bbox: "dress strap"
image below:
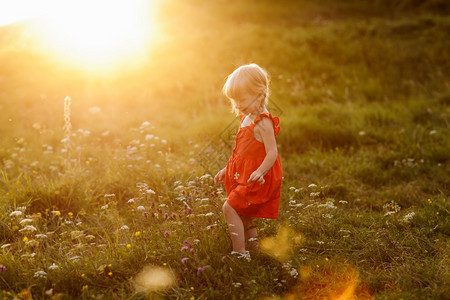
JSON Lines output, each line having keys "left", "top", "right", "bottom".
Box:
{"left": 250, "top": 113, "right": 280, "bottom": 136}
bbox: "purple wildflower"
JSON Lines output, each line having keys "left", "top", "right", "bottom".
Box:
{"left": 181, "top": 257, "right": 189, "bottom": 265}
{"left": 181, "top": 246, "right": 189, "bottom": 251}
{"left": 164, "top": 213, "right": 169, "bottom": 219}
{"left": 0, "top": 265, "right": 6, "bottom": 272}
{"left": 142, "top": 212, "right": 149, "bottom": 218}
{"left": 164, "top": 230, "right": 171, "bottom": 237}
{"left": 196, "top": 265, "right": 210, "bottom": 275}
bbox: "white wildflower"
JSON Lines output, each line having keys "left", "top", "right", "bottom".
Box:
{"left": 310, "top": 192, "right": 320, "bottom": 197}
{"left": 137, "top": 206, "right": 145, "bottom": 211}
{"left": 34, "top": 270, "right": 47, "bottom": 278}
{"left": 401, "top": 212, "right": 415, "bottom": 223}
{"left": 36, "top": 234, "right": 48, "bottom": 239}
{"left": 232, "top": 282, "right": 242, "bottom": 288}
{"left": 204, "top": 212, "right": 214, "bottom": 217}
{"left": 9, "top": 211, "right": 22, "bottom": 217}
{"left": 384, "top": 211, "right": 396, "bottom": 216}
{"left": 19, "top": 219, "right": 33, "bottom": 225}
{"left": 308, "top": 184, "right": 317, "bottom": 188}
{"left": 120, "top": 225, "right": 129, "bottom": 230}
{"left": 101, "top": 204, "right": 109, "bottom": 210}
{"left": 289, "top": 268, "right": 299, "bottom": 278}
{"left": 140, "top": 121, "right": 151, "bottom": 128}
{"left": 317, "top": 241, "right": 325, "bottom": 244}
{"left": 48, "top": 263, "right": 59, "bottom": 270}
{"left": 127, "top": 198, "right": 135, "bottom": 204}
{"left": 200, "top": 174, "right": 212, "bottom": 180}
{"left": 318, "top": 200, "right": 337, "bottom": 209}
{"left": 339, "top": 200, "right": 348, "bottom": 204}
{"left": 146, "top": 189, "right": 156, "bottom": 195}
{"left": 19, "top": 225, "right": 37, "bottom": 232}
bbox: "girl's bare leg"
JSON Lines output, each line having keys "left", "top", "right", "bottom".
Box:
{"left": 242, "top": 216, "right": 258, "bottom": 251}
{"left": 222, "top": 202, "right": 246, "bottom": 254}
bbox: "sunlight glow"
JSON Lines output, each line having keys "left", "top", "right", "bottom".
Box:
{"left": 31, "top": 0, "right": 158, "bottom": 70}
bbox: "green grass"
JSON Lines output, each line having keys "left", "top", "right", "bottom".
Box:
{"left": 0, "top": 0, "right": 449, "bottom": 299}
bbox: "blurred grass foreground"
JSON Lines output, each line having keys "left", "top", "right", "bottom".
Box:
{"left": 0, "top": 0, "right": 449, "bottom": 299}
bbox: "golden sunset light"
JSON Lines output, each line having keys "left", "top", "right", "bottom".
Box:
{"left": 1, "top": 0, "right": 159, "bottom": 70}
{"left": 0, "top": 0, "right": 448, "bottom": 298}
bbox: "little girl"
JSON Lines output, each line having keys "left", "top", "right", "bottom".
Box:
{"left": 214, "top": 63, "right": 282, "bottom": 260}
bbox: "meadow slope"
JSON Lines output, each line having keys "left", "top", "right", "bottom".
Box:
{"left": 0, "top": 0, "right": 448, "bottom": 299}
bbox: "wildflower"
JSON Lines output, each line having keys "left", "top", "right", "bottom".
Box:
{"left": 402, "top": 212, "right": 416, "bottom": 223}
{"left": 142, "top": 212, "right": 149, "bottom": 218}
{"left": 196, "top": 265, "right": 210, "bottom": 275}
{"left": 308, "top": 184, "right": 317, "bottom": 188}
{"left": 81, "top": 285, "right": 88, "bottom": 291}
{"left": 127, "top": 198, "right": 135, "bottom": 204}
{"left": 232, "top": 282, "right": 242, "bottom": 288}
{"left": 19, "top": 225, "right": 37, "bottom": 232}
{"left": 23, "top": 237, "right": 29, "bottom": 242}
{"left": 101, "top": 204, "right": 109, "bottom": 210}
{"left": 51, "top": 210, "right": 61, "bottom": 216}
{"left": 34, "top": 270, "right": 47, "bottom": 278}
{"left": 19, "top": 219, "right": 33, "bottom": 225}
{"left": 137, "top": 206, "right": 145, "bottom": 211}
{"left": 141, "top": 121, "right": 151, "bottom": 127}
{"left": 163, "top": 231, "right": 171, "bottom": 237}
{"left": 135, "top": 231, "right": 141, "bottom": 237}
{"left": 289, "top": 268, "right": 298, "bottom": 278}
{"left": 147, "top": 189, "right": 156, "bottom": 195}
{"left": 127, "top": 244, "right": 131, "bottom": 249}
{"left": 49, "top": 263, "right": 59, "bottom": 270}
{"left": 0, "top": 265, "right": 6, "bottom": 272}
{"left": 9, "top": 211, "right": 22, "bottom": 217}
{"left": 120, "top": 225, "right": 129, "bottom": 230}
{"left": 108, "top": 272, "right": 113, "bottom": 276}
{"left": 181, "top": 257, "right": 189, "bottom": 265}
{"left": 68, "top": 212, "right": 73, "bottom": 217}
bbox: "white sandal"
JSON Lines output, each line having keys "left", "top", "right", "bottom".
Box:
{"left": 230, "top": 251, "right": 251, "bottom": 261}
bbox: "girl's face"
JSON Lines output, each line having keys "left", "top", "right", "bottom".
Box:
{"left": 235, "top": 93, "right": 262, "bottom": 115}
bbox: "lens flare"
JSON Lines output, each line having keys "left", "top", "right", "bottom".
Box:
{"left": 133, "top": 265, "right": 175, "bottom": 293}
{"left": 259, "top": 224, "right": 304, "bottom": 262}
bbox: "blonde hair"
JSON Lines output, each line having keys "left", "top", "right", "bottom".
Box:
{"left": 223, "top": 63, "right": 270, "bottom": 115}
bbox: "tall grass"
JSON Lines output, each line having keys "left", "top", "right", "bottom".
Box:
{"left": 0, "top": 0, "right": 448, "bottom": 298}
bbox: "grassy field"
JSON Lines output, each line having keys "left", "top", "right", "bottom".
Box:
{"left": 0, "top": 0, "right": 449, "bottom": 299}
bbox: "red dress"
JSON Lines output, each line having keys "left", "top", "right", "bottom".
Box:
{"left": 224, "top": 113, "right": 282, "bottom": 219}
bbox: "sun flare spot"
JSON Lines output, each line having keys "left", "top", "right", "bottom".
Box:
{"left": 33, "top": 0, "right": 159, "bottom": 70}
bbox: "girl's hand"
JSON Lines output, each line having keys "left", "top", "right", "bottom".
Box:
{"left": 248, "top": 170, "right": 265, "bottom": 185}
{"left": 214, "top": 168, "right": 226, "bottom": 185}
